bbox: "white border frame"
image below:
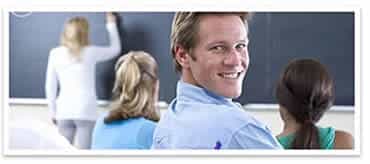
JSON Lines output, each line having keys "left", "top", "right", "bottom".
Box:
{"left": 2, "top": 4, "right": 361, "bottom": 156}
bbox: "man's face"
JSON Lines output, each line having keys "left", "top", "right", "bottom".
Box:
{"left": 184, "top": 15, "right": 249, "bottom": 98}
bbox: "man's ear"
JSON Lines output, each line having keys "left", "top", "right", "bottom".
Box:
{"left": 174, "top": 45, "right": 191, "bottom": 69}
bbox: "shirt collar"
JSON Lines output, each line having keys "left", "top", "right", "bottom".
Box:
{"left": 176, "top": 80, "right": 235, "bottom": 106}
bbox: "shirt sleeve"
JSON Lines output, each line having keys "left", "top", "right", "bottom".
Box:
{"left": 91, "top": 22, "right": 121, "bottom": 62}
{"left": 227, "top": 123, "right": 283, "bottom": 149}
{"left": 45, "top": 51, "right": 58, "bottom": 119}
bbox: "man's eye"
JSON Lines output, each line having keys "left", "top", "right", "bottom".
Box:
{"left": 236, "top": 43, "right": 246, "bottom": 49}
{"left": 211, "top": 46, "right": 224, "bottom": 51}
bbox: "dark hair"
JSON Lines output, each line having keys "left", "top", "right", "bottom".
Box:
{"left": 276, "top": 59, "right": 335, "bottom": 149}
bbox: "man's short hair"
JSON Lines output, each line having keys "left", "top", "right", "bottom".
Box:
{"left": 170, "top": 12, "right": 251, "bottom": 73}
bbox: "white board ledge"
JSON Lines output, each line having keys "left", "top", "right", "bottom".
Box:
{"left": 8, "top": 98, "right": 354, "bottom": 112}
{"left": 243, "top": 104, "right": 354, "bottom": 112}
{"left": 8, "top": 98, "right": 169, "bottom": 109}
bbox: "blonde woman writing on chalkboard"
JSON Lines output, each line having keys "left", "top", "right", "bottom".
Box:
{"left": 45, "top": 12, "right": 121, "bottom": 149}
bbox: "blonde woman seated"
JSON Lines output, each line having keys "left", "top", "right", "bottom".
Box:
{"left": 91, "top": 51, "right": 160, "bottom": 149}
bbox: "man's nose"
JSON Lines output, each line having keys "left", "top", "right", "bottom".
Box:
{"left": 223, "top": 49, "right": 243, "bottom": 66}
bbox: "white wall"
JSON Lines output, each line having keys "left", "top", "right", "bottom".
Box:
{"left": 7, "top": 104, "right": 355, "bottom": 136}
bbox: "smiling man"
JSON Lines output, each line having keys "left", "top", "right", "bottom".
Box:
{"left": 152, "top": 12, "right": 282, "bottom": 149}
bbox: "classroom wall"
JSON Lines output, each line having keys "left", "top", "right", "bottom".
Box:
{"left": 8, "top": 104, "right": 355, "bottom": 136}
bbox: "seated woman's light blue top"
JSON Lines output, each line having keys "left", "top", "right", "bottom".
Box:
{"left": 91, "top": 113, "right": 156, "bottom": 149}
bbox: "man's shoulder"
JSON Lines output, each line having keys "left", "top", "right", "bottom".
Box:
{"left": 210, "top": 104, "right": 270, "bottom": 133}
{"left": 189, "top": 103, "right": 262, "bottom": 127}
{"left": 216, "top": 104, "right": 260, "bottom": 123}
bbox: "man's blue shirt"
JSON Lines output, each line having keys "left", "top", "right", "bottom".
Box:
{"left": 152, "top": 80, "right": 282, "bottom": 149}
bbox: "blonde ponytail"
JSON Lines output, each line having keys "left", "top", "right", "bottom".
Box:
{"left": 105, "top": 51, "right": 160, "bottom": 123}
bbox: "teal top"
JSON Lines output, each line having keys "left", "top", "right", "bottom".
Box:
{"left": 277, "top": 127, "right": 335, "bottom": 149}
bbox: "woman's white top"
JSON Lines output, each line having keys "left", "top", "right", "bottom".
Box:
{"left": 45, "top": 22, "right": 121, "bottom": 121}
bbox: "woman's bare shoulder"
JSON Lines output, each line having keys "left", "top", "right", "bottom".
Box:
{"left": 334, "top": 130, "right": 354, "bottom": 149}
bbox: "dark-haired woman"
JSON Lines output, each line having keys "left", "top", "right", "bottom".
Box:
{"left": 275, "top": 59, "right": 353, "bottom": 149}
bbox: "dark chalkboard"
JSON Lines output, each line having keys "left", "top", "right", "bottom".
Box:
{"left": 9, "top": 12, "right": 354, "bottom": 105}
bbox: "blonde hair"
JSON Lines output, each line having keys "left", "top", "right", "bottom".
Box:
{"left": 171, "top": 12, "right": 251, "bottom": 72}
{"left": 104, "top": 51, "right": 160, "bottom": 123}
{"left": 60, "top": 17, "right": 90, "bottom": 61}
